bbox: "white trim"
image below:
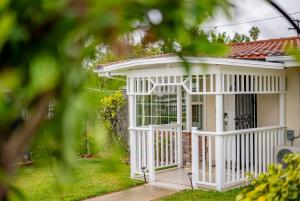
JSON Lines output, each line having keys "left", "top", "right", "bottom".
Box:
{"left": 266, "top": 56, "right": 294, "bottom": 62}
{"left": 95, "top": 56, "right": 284, "bottom": 74}
{"left": 193, "top": 125, "right": 286, "bottom": 136}
{"left": 266, "top": 56, "right": 300, "bottom": 67}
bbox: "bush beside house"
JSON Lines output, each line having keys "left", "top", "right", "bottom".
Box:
{"left": 237, "top": 154, "right": 300, "bottom": 201}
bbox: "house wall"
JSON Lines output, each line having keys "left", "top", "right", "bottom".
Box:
{"left": 285, "top": 67, "right": 300, "bottom": 146}
{"left": 205, "top": 95, "right": 216, "bottom": 132}
{"left": 257, "top": 94, "right": 279, "bottom": 127}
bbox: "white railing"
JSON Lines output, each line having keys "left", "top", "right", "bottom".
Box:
{"left": 192, "top": 126, "right": 285, "bottom": 190}
{"left": 129, "top": 123, "right": 182, "bottom": 182}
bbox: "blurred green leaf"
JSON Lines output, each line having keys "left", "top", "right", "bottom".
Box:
{"left": 0, "top": 11, "right": 15, "bottom": 49}
{"left": 29, "top": 54, "right": 59, "bottom": 94}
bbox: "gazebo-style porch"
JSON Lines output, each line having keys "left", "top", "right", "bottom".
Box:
{"left": 95, "top": 56, "right": 286, "bottom": 191}
{"left": 126, "top": 59, "right": 286, "bottom": 191}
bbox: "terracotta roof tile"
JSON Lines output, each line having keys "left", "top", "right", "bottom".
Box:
{"left": 97, "top": 37, "right": 300, "bottom": 68}
{"left": 228, "top": 36, "right": 300, "bottom": 60}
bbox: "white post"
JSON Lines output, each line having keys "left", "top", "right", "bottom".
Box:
{"left": 148, "top": 125, "right": 155, "bottom": 182}
{"left": 128, "top": 79, "right": 137, "bottom": 178}
{"left": 191, "top": 127, "right": 199, "bottom": 187}
{"left": 186, "top": 92, "right": 192, "bottom": 131}
{"left": 279, "top": 75, "right": 286, "bottom": 145}
{"left": 129, "top": 129, "right": 136, "bottom": 178}
{"left": 215, "top": 73, "right": 224, "bottom": 191}
{"left": 128, "top": 95, "right": 136, "bottom": 178}
{"left": 177, "top": 86, "right": 182, "bottom": 125}
{"left": 177, "top": 86, "right": 183, "bottom": 167}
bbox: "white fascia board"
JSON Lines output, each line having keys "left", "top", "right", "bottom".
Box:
{"left": 266, "top": 56, "right": 300, "bottom": 67}
{"left": 95, "top": 56, "right": 284, "bottom": 75}
{"left": 266, "top": 55, "right": 293, "bottom": 62}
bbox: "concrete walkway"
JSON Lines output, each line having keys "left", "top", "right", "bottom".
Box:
{"left": 83, "top": 184, "right": 178, "bottom": 201}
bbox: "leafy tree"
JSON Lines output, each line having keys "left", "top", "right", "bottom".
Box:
{"left": 231, "top": 32, "right": 251, "bottom": 43}
{"left": 205, "top": 26, "right": 260, "bottom": 45}
{"left": 236, "top": 154, "right": 300, "bottom": 201}
{"left": 0, "top": 0, "right": 231, "bottom": 200}
{"left": 209, "top": 32, "right": 231, "bottom": 44}
{"left": 249, "top": 26, "right": 260, "bottom": 41}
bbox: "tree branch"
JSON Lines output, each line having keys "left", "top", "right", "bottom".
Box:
{"left": 0, "top": 93, "right": 51, "bottom": 200}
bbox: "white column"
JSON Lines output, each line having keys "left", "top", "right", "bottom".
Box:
{"left": 186, "top": 91, "right": 192, "bottom": 131}
{"left": 177, "top": 86, "right": 182, "bottom": 125}
{"left": 148, "top": 125, "right": 155, "bottom": 182}
{"left": 215, "top": 73, "right": 224, "bottom": 191}
{"left": 191, "top": 127, "right": 199, "bottom": 187}
{"left": 279, "top": 75, "right": 286, "bottom": 145}
{"left": 177, "top": 86, "right": 183, "bottom": 167}
{"left": 128, "top": 93, "right": 136, "bottom": 178}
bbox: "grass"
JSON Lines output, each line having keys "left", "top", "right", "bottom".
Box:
{"left": 9, "top": 158, "right": 143, "bottom": 201}
{"left": 160, "top": 188, "right": 242, "bottom": 201}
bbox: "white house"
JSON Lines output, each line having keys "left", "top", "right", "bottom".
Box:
{"left": 95, "top": 37, "right": 300, "bottom": 191}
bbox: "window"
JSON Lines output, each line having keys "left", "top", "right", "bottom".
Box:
{"left": 135, "top": 87, "right": 203, "bottom": 130}
{"left": 136, "top": 93, "right": 177, "bottom": 126}
{"left": 191, "top": 95, "right": 203, "bottom": 130}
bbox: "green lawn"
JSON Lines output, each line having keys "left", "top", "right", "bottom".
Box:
{"left": 9, "top": 158, "right": 143, "bottom": 201}
{"left": 160, "top": 188, "right": 242, "bottom": 201}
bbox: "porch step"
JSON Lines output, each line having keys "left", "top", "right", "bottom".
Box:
{"left": 150, "top": 181, "right": 191, "bottom": 191}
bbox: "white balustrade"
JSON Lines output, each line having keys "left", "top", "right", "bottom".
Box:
{"left": 129, "top": 123, "right": 182, "bottom": 181}
{"left": 192, "top": 126, "right": 285, "bottom": 190}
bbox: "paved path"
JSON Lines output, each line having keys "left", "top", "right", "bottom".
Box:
{"left": 83, "top": 184, "right": 177, "bottom": 201}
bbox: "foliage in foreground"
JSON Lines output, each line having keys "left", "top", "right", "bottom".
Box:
{"left": 160, "top": 188, "right": 242, "bottom": 201}
{"left": 0, "top": 0, "right": 232, "bottom": 199}
{"left": 237, "top": 154, "right": 300, "bottom": 201}
{"left": 9, "top": 158, "right": 142, "bottom": 201}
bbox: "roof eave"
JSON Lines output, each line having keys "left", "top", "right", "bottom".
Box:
{"left": 94, "top": 56, "right": 284, "bottom": 75}
{"left": 266, "top": 56, "right": 300, "bottom": 67}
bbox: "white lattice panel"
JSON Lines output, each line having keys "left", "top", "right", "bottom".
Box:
{"left": 127, "top": 73, "right": 285, "bottom": 95}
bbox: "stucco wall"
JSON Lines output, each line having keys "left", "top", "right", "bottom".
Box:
{"left": 285, "top": 67, "right": 300, "bottom": 146}
{"left": 257, "top": 94, "right": 279, "bottom": 127}
{"left": 205, "top": 95, "right": 216, "bottom": 132}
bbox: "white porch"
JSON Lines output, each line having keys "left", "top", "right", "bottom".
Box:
{"left": 97, "top": 56, "right": 286, "bottom": 191}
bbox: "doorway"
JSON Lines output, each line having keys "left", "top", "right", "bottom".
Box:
{"left": 235, "top": 94, "right": 257, "bottom": 129}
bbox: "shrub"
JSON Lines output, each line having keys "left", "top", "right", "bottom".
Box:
{"left": 236, "top": 154, "right": 300, "bottom": 201}
{"left": 100, "top": 91, "right": 127, "bottom": 145}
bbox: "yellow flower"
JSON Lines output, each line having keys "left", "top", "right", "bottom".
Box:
{"left": 258, "top": 196, "right": 266, "bottom": 201}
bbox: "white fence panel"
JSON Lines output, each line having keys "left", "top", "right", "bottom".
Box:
{"left": 129, "top": 124, "right": 182, "bottom": 180}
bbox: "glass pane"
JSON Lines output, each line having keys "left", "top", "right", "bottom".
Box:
{"left": 144, "top": 117, "right": 151, "bottom": 125}
{"left": 152, "top": 116, "right": 161, "bottom": 125}
{"left": 169, "top": 117, "right": 177, "bottom": 124}
{"left": 136, "top": 115, "right": 142, "bottom": 126}
{"left": 192, "top": 104, "right": 203, "bottom": 129}
{"left": 136, "top": 91, "right": 178, "bottom": 126}
{"left": 192, "top": 95, "right": 203, "bottom": 103}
